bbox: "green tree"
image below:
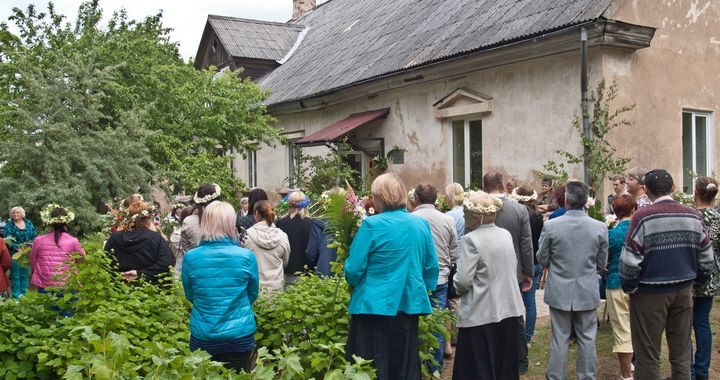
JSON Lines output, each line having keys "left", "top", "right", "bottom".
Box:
{"left": 534, "top": 79, "right": 634, "bottom": 192}
{"left": 0, "top": 1, "right": 281, "bottom": 233}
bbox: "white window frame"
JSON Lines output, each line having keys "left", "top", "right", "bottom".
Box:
{"left": 683, "top": 110, "right": 714, "bottom": 192}
{"left": 247, "top": 149, "right": 257, "bottom": 188}
{"left": 450, "top": 119, "right": 481, "bottom": 187}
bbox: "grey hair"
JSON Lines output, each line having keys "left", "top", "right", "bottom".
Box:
{"left": 9, "top": 206, "right": 26, "bottom": 219}
{"left": 565, "top": 181, "right": 589, "bottom": 209}
{"left": 200, "top": 201, "right": 239, "bottom": 242}
{"left": 627, "top": 167, "right": 650, "bottom": 185}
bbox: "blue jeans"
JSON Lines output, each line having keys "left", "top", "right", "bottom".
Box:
{"left": 521, "top": 264, "right": 543, "bottom": 343}
{"left": 692, "top": 297, "right": 713, "bottom": 378}
{"left": 10, "top": 261, "right": 29, "bottom": 298}
{"left": 428, "top": 282, "right": 448, "bottom": 374}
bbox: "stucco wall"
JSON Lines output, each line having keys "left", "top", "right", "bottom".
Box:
{"left": 600, "top": 0, "right": 720, "bottom": 196}
{"left": 234, "top": 50, "right": 604, "bottom": 194}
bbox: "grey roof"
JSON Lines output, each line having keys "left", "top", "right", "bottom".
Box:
{"left": 208, "top": 15, "right": 305, "bottom": 61}
{"left": 258, "top": 0, "right": 614, "bottom": 105}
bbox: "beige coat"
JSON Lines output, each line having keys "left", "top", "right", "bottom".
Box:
{"left": 245, "top": 222, "right": 290, "bottom": 291}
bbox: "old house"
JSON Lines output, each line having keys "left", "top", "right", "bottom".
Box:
{"left": 195, "top": 0, "right": 719, "bottom": 199}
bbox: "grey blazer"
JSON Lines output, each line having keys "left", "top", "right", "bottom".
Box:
{"left": 537, "top": 209, "right": 608, "bottom": 311}
{"left": 494, "top": 196, "right": 534, "bottom": 283}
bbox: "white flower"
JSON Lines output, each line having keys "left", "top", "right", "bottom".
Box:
{"left": 193, "top": 184, "right": 221, "bottom": 204}
{"left": 605, "top": 214, "right": 617, "bottom": 227}
{"left": 509, "top": 188, "right": 538, "bottom": 203}
{"left": 368, "top": 207, "right": 375, "bottom": 215}
{"left": 586, "top": 197, "right": 596, "bottom": 209}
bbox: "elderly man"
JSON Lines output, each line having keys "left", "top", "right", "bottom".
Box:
{"left": 537, "top": 181, "right": 608, "bottom": 380}
{"left": 620, "top": 169, "right": 714, "bottom": 380}
{"left": 482, "top": 171, "right": 533, "bottom": 373}
{"left": 411, "top": 183, "right": 458, "bottom": 372}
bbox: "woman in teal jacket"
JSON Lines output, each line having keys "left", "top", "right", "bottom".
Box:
{"left": 182, "top": 201, "right": 259, "bottom": 372}
{"left": 345, "top": 173, "right": 439, "bottom": 380}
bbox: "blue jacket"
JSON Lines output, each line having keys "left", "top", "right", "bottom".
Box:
{"left": 345, "top": 209, "right": 438, "bottom": 316}
{"left": 306, "top": 219, "right": 337, "bottom": 276}
{"left": 182, "top": 238, "right": 259, "bottom": 341}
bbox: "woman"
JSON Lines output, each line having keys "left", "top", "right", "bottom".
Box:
{"left": 182, "top": 201, "right": 259, "bottom": 372}
{"left": 0, "top": 238, "right": 10, "bottom": 299}
{"left": 345, "top": 173, "right": 438, "bottom": 380}
{"left": 276, "top": 191, "right": 313, "bottom": 284}
{"left": 236, "top": 188, "right": 268, "bottom": 237}
{"left": 444, "top": 182, "right": 465, "bottom": 355}
{"left": 548, "top": 185, "right": 567, "bottom": 220}
{"left": 605, "top": 194, "right": 636, "bottom": 380}
{"left": 30, "top": 204, "right": 85, "bottom": 290}
{"left": 452, "top": 191, "right": 525, "bottom": 380}
{"left": 512, "top": 185, "right": 544, "bottom": 347}
{"left": 105, "top": 201, "right": 174, "bottom": 282}
{"left": 627, "top": 167, "right": 652, "bottom": 209}
{"left": 691, "top": 177, "right": 720, "bottom": 380}
{"left": 244, "top": 200, "right": 290, "bottom": 291}
{"left": 5, "top": 206, "right": 37, "bottom": 298}
{"left": 181, "top": 183, "right": 222, "bottom": 252}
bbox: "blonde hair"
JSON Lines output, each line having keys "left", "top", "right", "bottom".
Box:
{"left": 9, "top": 206, "right": 26, "bottom": 219}
{"left": 445, "top": 183, "right": 464, "bottom": 206}
{"left": 371, "top": 173, "right": 407, "bottom": 212}
{"left": 287, "top": 191, "right": 308, "bottom": 219}
{"left": 200, "top": 201, "right": 239, "bottom": 242}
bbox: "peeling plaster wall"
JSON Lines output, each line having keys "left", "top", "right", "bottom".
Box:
{"left": 601, "top": 0, "right": 720, "bottom": 196}
{"left": 233, "top": 50, "right": 602, "bottom": 194}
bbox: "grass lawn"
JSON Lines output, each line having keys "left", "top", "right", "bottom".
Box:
{"left": 442, "top": 299, "right": 720, "bottom": 379}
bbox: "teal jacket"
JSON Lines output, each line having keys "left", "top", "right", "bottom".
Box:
{"left": 182, "top": 238, "right": 259, "bottom": 341}
{"left": 345, "top": 208, "right": 438, "bottom": 316}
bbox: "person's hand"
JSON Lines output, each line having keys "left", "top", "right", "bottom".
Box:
{"left": 121, "top": 270, "right": 138, "bottom": 281}
{"left": 520, "top": 276, "right": 532, "bottom": 292}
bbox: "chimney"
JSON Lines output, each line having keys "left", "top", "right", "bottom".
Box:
{"left": 292, "top": 0, "right": 316, "bottom": 20}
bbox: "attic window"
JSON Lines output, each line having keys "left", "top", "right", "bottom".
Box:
{"left": 212, "top": 39, "right": 218, "bottom": 53}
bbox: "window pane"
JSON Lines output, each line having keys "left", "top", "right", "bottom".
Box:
{"left": 696, "top": 115, "right": 708, "bottom": 177}
{"left": 452, "top": 120, "right": 465, "bottom": 186}
{"left": 682, "top": 112, "right": 693, "bottom": 193}
{"left": 469, "top": 120, "right": 482, "bottom": 187}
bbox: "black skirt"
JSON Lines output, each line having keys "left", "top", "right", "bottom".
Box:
{"left": 346, "top": 313, "right": 421, "bottom": 380}
{"left": 452, "top": 316, "right": 522, "bottom": 380}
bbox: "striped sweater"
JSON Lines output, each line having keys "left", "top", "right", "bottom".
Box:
{"left": 619, "top": 198, "right": 714, "bottom": 292}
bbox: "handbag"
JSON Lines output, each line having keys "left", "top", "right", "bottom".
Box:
{"left": 447, "top": 263, "right": 459, "bottom": 299}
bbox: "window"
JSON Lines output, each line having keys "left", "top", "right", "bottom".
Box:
{"left": 452, "top": 119, "right": 482, "bottom": 188}
{"left": 247, "top": 149, "right": 257, "bottom": 188}
{"left": 682, "top": 110, "right": 713, "bottom": 193}
{"left": 288, "top": 141, "right": 300, "bottom": 188}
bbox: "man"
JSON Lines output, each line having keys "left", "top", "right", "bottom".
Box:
{"left": 537, "top": 181, "right": 608, "bottom": 380}
{"left": 411, "top": 183, "right": 458, "bottom": 372}
{"left": 482, "top": 171, "right": 533, "bottom": 372}
{"left": 604, "top": 175, "right": 627, "bottom": 216}
{"left": 619, "top": 169, "right": 714, "bottom": 379}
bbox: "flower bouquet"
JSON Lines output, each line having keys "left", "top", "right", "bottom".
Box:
{"left": 317, "top": 187, "right": 369, "bottom": 276}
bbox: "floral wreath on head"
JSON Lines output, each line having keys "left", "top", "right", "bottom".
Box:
{"left": 463, "top": 192, "right": 504, "bottom": 215}
{"left": 130, "top": 208, "right": 152, "bottom": 221}
{"left": 283, "top": 193, "right": 311, "bottom": 209}
{"left": 509, "top": 187, "right": 538, "bottom": 203}
{"left": 40, "top": 203, "right": 75, "bottom": 225}
{"left": 407, "top": 188, "right": 416, "bottom": 201}
{"left": 193, "top": 184, "right": 221, "bottom": 204}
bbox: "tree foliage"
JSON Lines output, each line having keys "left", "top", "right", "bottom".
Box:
{"left": 533, "top": 79, "right": 634, "bottom": 192}
{"left": 294, "top": 141, "right": 361, "bottom": 196}
{"left": 0, "top": 1, "right": 280, "bottom": 233}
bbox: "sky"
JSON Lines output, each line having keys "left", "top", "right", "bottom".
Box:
{"left": 1, "top": 0, "right": 329, "bottom": 60}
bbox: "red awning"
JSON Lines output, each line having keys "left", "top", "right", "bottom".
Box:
{"left": 296, "top": 108, "right": 390, "bottom": 145}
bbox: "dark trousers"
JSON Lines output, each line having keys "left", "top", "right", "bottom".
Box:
{"left": 346, "top": 313, "right": 421, "bottom": 380}
{"left": 630, "top": 285, "right": 692, "bottom": 380}
{"left": 212, "top": 351, "right": 252, "bottom": 373}
{"left": 692, "top": 296, "right": 714, "bottom": 378}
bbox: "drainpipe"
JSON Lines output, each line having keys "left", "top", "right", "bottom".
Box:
{"left": 580, "top": 27, "right": 591, "bottom": 188}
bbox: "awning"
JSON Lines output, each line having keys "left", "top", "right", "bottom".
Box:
{"left": 296, "top": 108, "right": 390, "bottom": 145}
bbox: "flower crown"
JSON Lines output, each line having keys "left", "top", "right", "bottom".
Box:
{"left": 130, "top": 209, "right": 151, "bottom": 221}
{"left": 509, "top": 187, "right": 538, "bottom": 203}
{"left": 193, "top": 184, "right": 221, "bottom": 204}
{"left": 463, "top": 192, "right": 503, "bottom": 214}
{"left": 40, "top": 203, "right": 75, "bottom": 225}
{"left": 283, "top": 193, "right": 311, "bottom": 209}
{"left": 407, "top": 188, "right": 416, "bottom": 201}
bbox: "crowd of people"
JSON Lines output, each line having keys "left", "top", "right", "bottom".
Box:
{"left": 0, "top": 166, "right": 718, "bottom": 380}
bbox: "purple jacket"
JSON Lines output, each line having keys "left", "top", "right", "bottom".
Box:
{"left": 30, "top": 232, "right": 85, "bottom": 289}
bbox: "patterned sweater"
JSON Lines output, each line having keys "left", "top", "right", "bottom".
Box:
{"left": 619, "top": 199, "right": 714, "bottom": 292}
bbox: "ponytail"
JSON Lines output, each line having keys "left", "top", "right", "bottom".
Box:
{"left": 253, "top": 200, "right": 275, "bottom": 226}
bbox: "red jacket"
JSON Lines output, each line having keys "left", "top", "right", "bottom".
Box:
{"left": 0, "top": 239, "right": 10, "bottom": 292}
